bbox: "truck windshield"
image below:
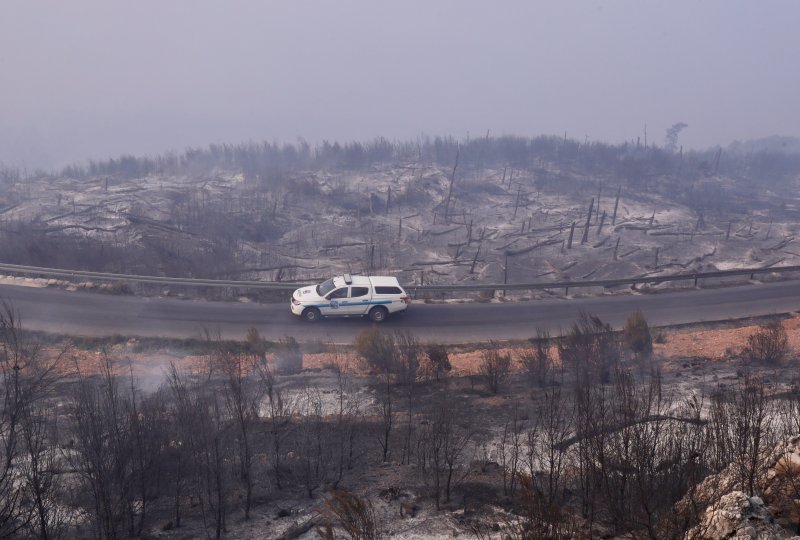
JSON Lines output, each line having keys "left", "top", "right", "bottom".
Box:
{"left": 317, "top": 278, "right": 336, "bottom": 297}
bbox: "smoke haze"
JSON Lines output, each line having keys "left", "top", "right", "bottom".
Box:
{"left": 1, "top": 1, "right": 798, "bottom": 168}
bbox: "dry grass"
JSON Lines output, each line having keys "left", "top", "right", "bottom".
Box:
{"left": 44, "top": 316, "right": 800, "bottom": 379}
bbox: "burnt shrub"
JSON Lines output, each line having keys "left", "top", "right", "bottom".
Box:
{"left": 317, "top": 489, "right": 379, "bottom": 540}
{"left": 354, "top": 326, "right": 397, "bottom": 374}
{"left": 394, "top": 331, "right": 420, "bottom": 386}
{"left": 244, "top": 327, "right": 267, "bottom": 361}
{"left": 422, "top": 343, "right": 452, "bottom": 382}
{"left": 478, "top": 342, "right": 512, "bottom": 394}
{"left": 106, "top": 281, "right": 134, "bottom": 295}
{"left": 519, "top": 328, "right": 553, "bottom": 386}
{"left": 743, "top": 320, "right": 789, "bottom": 365}
{"left": 274, "top": 335, "right": 303, "bottom": 374}
{"left": 558, "top": 312, "right": 619, "bottom": 383}
{"left": 623, "top": 309, "right": 653, "bottom": 359}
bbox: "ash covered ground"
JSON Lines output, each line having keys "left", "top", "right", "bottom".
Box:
{"left": 0, "top": 137, "right": 797, "bottom": 297}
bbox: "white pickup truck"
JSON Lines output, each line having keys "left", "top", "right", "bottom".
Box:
{"left": 290, "top": 274, "right": 410, "bottom": 322}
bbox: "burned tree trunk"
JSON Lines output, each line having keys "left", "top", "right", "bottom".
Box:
{"left": 443, "top": 147, "right": 459, "bottom": 223}
{"left": 612, "top": 186, "right": 621, "bottom": 225}
{"left": 513, "top": 185, "right": 522, "bottom": 220}
{"left": 470, "top": 243, "right": 481, "bottom": 274}
{"left": 596, "top": 181, "right": 602, "bottom": 224}
{"left": 567, "top": 221, "right": 576, "bottom": 249}
{"left": 580, "top": 198, "right": 594, "bottom": 245}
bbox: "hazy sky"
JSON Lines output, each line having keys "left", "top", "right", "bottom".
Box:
{"left": 1, "top": 1, "right": 798, "bottom": 169}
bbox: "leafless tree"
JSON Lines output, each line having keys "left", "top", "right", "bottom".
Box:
{"left": 355, "top": 328, "right": 398, "bottom": 462}
{"left": 376, "top": 374, "right": 394, "bottom": 464}
{"left": 125, "top": 370, "right": 168, "bottom": 537}
{"left": 395, "top": 332, "right": 420, "bottom": 465}
{"left": 219, "top": 350, "right": 262, "bottom": 520}
{"left": 257, "top": 365, "right": 293, "bottom": 490}
{"left": 394, "top": 331, "right": 420, "bottom": 389}
{"left": 729, "top": 374, "right": 773, "bottom": 495}
{"left": 707, "top": 374, "right": 774, "bottom": 499}
{"left": 294, "top": 385, "right": 331, "bottom": 498}
{"left": 0, "top": 304, "right": 66, "bottom": 539}
{"left": 499, "top": 405, "right": 523, "bottom": 496}
{"left": 18, "top": 404, "right": 68, "bottom": 540}
{"left": 166, "top": 358, "right": 229, "bottom": 539}
{"left": 423, "top": 389, "right": 472, "bottom": 509}
{"left": 69, "top": 352, "right": 135, "bottom": 540}
{"left": 518, "top": 329, "right": 553, "bottom": 387}
{"left": 478, "top": 343, "right": 512, "bottom": 394}
{"left": 776, "top": 383, "right": 800, "bottom": 439}
{"left": 571, "top": 358, "right": 610, "bottom": 534}
{"left": 662, "top": 392, "right": 711, "bottom": 539}
{"left": 522, "top": 381, "right": 573, "bottom": 537}
{"left": 601, "top": 367, "right": 673, "bottom": 536}
{"left": 327, "top": 352, "right": 366, "bottom": 486}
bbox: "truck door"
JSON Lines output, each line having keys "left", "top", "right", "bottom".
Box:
{"left": 343, "top": 286, "right": 371, "bottom": 316}
{"left": 322, "top": 287, "right": 349, "bottom": 316}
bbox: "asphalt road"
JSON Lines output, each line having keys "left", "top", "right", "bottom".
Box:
{"left": 0, "top": 280, "right": 798, "bottom": 344}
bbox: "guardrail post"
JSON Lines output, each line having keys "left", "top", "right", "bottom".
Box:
{"left": 693, "top": 274, "right": 698, "bottom": 287}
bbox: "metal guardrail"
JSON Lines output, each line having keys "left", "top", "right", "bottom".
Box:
{"left": 0, "top": 262, "right": 799, "bottom": 295}
{"left": 405, "top": 265, "right": 800, "bottom": 294}
{"left": 0, "top": 263, "right": 303, "bottom": 290}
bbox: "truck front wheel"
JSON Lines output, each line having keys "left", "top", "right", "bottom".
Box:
{"left": 302, "top": 307, "right": 321, "bottom": 322}
{"left": 368, "top": 306, "right": 388, "bottom": 323}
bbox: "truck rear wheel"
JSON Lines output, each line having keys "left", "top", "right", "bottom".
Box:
{"left": 368, "top": 306, "right": 388, "bottom": 323}
{"left": 302, "top": 307, "right": 321, "bottom": 322}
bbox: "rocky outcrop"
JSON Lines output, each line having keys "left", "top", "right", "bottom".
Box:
{"left": 681, "top": 436, "right": 800, "bottom": 539}
{"left": 687, "top": 491, "right": 796, "bottom": 539}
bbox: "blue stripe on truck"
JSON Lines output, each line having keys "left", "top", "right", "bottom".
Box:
{"left": 308, "top": 300, "right": 394, "bottom": 308}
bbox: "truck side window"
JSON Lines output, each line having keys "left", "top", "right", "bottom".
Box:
{"left": 350, "top": 287, "right": 369, "bottom": 298}
{"left": 375, "top": 286, "right": 402, "bottom": 295}
{"left": 327, "top": 288, "right": 348, "bottom": 299}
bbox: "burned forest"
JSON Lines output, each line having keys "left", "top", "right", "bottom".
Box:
{"left": 3, "top": 301, "right": 800, "bottom": 538}
{"left": 1, "top": 135, "right": 799, "bottom": 299}
{"left": 1, "top": 134, "right": 800, "bottom": 538}
{"left": 3, "top": 0, "right": 800, "bottom": 537}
